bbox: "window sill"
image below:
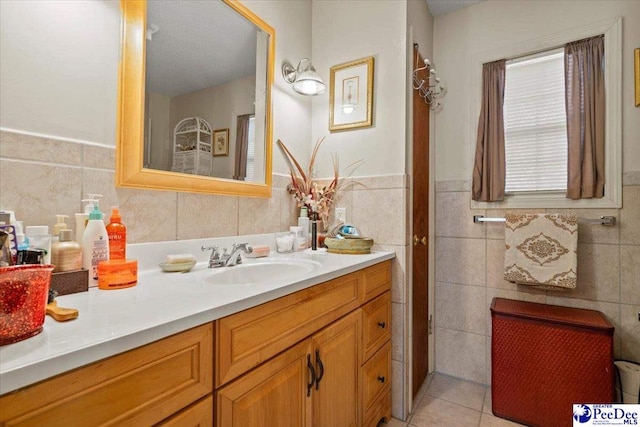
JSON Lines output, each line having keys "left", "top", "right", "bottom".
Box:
{"left": 471, "top": 190, "right": 621, "bottom": 209}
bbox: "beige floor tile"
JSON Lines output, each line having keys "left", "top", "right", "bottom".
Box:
{"left": 479, "top": 413, "right": 526, "bottom": 426}
{"left": 409, "top": 395, "right": 481, "bottom": 427}
{"left": 483, "top": 388, "right": 492, "bottom": 414}
{"left": 426, "top": 373, "right": 486, "bottom": 411}
{"left": 384, "top": 418, "right": 408, "bottom": 427}
{"left": 412, "top": 373, "right": 434, "bottom": 411}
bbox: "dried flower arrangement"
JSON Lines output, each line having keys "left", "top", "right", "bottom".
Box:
{"left": 277, "top": 138, "right": 344, "bottom": 231}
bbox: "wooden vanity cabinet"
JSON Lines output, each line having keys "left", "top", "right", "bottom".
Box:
{"left": 0, "top": 323, "right": 213, "bottom": 427}
{"left": 215, "top": 260, "right": 392, "bottom": 427}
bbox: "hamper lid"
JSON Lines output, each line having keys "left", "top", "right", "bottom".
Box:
{"left": 490, "top": 298, "right": 614, "bottom": 332}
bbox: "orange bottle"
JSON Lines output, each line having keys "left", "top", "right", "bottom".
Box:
{"left": 106, "top": 206, "right": 126, "bottom": 260}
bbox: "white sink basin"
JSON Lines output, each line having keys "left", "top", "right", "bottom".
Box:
{"left": 202, "top": 259, "right": 322, "bottom": 285}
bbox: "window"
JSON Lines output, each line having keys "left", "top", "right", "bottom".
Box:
{"left": 245, "top": 116, "right": 256, "bottom": 182}
{"left": 469, "top": 17, "right": 621, "bottom": 209}
{"left": 504, "top": 48, "right": 567, "bottom": 194}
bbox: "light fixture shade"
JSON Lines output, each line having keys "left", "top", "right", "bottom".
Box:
{"left": 282, "top": 59, "right": 326, "bottom": 96}
{"left": 292, "top": 71, "right": 326, "bottom": 96}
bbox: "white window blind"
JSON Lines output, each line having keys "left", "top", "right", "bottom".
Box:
{"left": 245, "top": 116, "right": 256, "bottom": 182}
{"left": 504, "top": 48, "right": 567, "bottom": 194}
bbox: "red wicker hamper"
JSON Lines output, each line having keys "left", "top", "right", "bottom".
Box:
{"left": 491, "top": 298, "right": 614, "bottom": 427}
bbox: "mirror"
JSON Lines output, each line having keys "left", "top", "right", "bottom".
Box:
{"left": 116, "top": 0, "right": 274, "bottom": 197}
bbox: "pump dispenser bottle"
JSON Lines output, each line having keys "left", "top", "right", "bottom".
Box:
{"left": 82, "top": 202, "right": 109, "bottom": 286}
{"left": 52, "top": 215, "right": 69, "bottom": 242}
{"left": 106, "top": 206, "right": 126, "bottom": 260}
{"left": 76, "top": 199, "right": 98, "bottom": 244}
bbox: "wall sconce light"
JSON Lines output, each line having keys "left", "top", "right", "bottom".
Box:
{"left": 282, "top": 58, "right": 326, "bottom": 96}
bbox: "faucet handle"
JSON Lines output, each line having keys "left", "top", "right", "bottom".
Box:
{"left": 232, "top": 242, "right": 251, "bottom": 251}
{"left": 201, "top": 245, "right": 220, "bottom": 259}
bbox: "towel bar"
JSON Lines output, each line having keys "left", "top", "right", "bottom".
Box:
{"left": 473, "top": 215, "right": 616, "bottom": 226}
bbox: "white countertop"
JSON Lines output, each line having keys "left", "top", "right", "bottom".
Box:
{"left": 0, "top": 238, "right": 394, "bottom": 395}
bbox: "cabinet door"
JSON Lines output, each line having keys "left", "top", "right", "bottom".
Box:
{"left": 217, "top": 340, "right": 313, "bottom": 427}
{"left": 312, "top": 310, "right": 361, "bottom": 427}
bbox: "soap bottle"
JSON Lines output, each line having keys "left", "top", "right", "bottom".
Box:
{"left": 51, "top": 230, "right": 82, "bottom": 272}
{"left": 52, "top": 214, "right": 69, "bottom": 242}
{"left": 106, "top": 206, "right": 126, "bottom": 261}
{"left": 82, "top": 202, "right": 109, "bottom": 286}
{"left": 75, "top": 198, "right": 98, "bottom": 245}
{"left": 297, "top": 207, "right": 310, "bottom": 249}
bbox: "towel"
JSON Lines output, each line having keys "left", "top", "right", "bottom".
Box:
{"left": 504, "top": 213, "right": 578, "bottom": 290}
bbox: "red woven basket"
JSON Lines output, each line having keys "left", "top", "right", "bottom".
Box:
{"left": 491, "top": 298, "right": 614, "bottom": 427}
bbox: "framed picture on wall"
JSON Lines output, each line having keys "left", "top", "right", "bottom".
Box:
{"left": 213, "top": 128, "right": 229, "bottom": 157}
{"left": 329, "top": 56, "right": 374, "bottom": 131}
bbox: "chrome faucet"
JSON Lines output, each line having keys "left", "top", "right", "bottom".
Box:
{"left": 202, "top": 245, "right": 222, "bottom": 268}
{"left": 202, "top": 243, "right": 253, "bottom": 268}
{"left": 224, "top": 243, "right": 252, "bottom": 267}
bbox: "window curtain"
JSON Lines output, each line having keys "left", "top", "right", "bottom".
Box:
{"left": 565, "top": 35, "right": 605, "bottom": 199}
{"left": 233, "top": 114, "right": 251, "bottom": 181}
{"left": 472, "top": 59, "right": 506, "bottom": 202}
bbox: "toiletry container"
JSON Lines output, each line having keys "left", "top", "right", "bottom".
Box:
{"left": 51, "top": 230, "right": 82, "bottom": 272}
{"left": 52, "top": 215, "right": 69, "bottom": 242}
{"left": 106, "top": 206, "right": 126, "bottom": 260}
{"left": 75, "top": 195, "right": 102, "bottom": 245}
{"left": 491, "top": 298, "right": 614, "bottom": 427}
{"left": 25, "top": 226, "right": 52, "bottom": 264}
{"left": 98, "top": 259, "right": 137, "bottom": 290}
{"left": 82, "top": 203, "right": 109, "bottom": 286}
{"left": 298, "top": 207, "right": 310, "bottom": 247}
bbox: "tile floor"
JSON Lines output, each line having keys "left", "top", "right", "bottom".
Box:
{"left": 387, "top": 373, "right": 525, "bottom": 427}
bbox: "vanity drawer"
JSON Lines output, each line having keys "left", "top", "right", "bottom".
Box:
{"left": 216, "top": 270, "right": 363, "bottom": 387}
{"left": 363, "top": 260, "right": 391, "bottom": 302}
{"left": 157, "top": 395, "right": 213, "bottom": 427}
{"left": 363, "top": 384, "right": 391, "bottom": 427}
{"left": 0, "top": 323, "right": 213, "bottom": 427}
{"left": 362, "top": 291, "right": 391, "bottom": 361}
{"left": 361, "top": 341, "right": 391, "bottom": 414}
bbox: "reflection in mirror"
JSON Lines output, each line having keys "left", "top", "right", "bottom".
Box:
{"left": 116, "top": 0, "right": 274, "bottom": 197}
{"left": 143, "top": 0, "right": 267, "bottom": 183}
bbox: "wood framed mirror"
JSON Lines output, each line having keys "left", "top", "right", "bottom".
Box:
{"left": 116, "top": 0, "right": 275, "bottom": 197}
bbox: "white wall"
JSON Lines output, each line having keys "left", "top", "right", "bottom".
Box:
{"left": 433, "top": 0, "right": 640, "bottom": 182}
{"left": 0, "top": 0, "right": 312, "bottom": 173}
{"left": 0, "top": 0, "right": 120, "bottom": 145}
{"left": 311, "top": 0, "right": 408, "bottom": 178}
{"left": 243, "top": 0, "right": 313, "bottom": 175}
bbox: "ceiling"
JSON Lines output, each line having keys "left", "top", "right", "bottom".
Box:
{"left": 426, "top": 0, "right": 485, "bottom": 16}
{"left": 146, "top": 1, "right": 258, "bottom": 97}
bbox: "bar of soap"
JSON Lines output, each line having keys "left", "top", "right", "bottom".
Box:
{"left": 165, "top": 253, "right": 196, "bottom": 264}
{"left": 245, "top": 245, "right": 270, "bottom": 258}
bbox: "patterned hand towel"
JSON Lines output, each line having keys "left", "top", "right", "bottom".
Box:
{"left": 504, "top": 213, "right": 578, "bottom": 290}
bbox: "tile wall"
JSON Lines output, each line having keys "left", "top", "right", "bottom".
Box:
{"left": 434, "top": 173, "right": 640, "bottom": 385}
{"left": 0, "top": 129, "right": 411, "bottom": 418}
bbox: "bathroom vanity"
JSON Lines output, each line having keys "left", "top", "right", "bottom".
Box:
{"left": 0, "top": 250, "right": 393, "bottom": 426}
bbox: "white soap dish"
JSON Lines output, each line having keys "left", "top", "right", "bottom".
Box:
{"left": 159, "top": 260, "right": 197, "bottom": 273}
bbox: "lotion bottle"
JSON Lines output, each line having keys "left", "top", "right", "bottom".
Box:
{"left": 75, "top": 199, "right": 97, "bottom": 245}
{"left": 51, "top": 230, "right": 82, "bottom": 272}
{"left": 297, "top": 207, "right": 310, "bottom": 249}
{"left": 82, "top": 202, "right": 109, "bottom": 287}
{"left": 106, "top": 206, "right": 126, "bottom": 260}
{"left": 52, "top": 214, "right": 69, "bottom": 242}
